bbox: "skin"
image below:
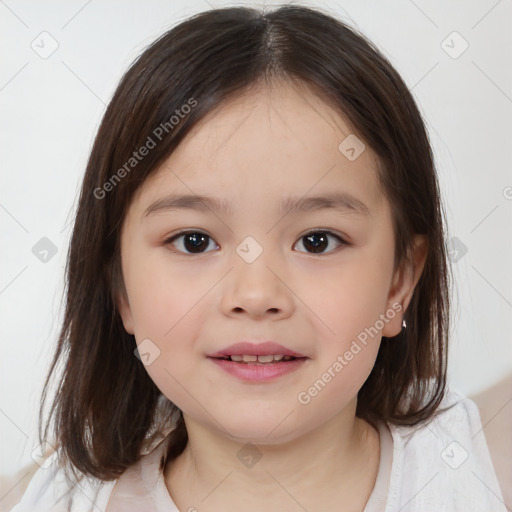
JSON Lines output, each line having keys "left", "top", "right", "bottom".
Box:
{"left": 116, "top": 80, "right": 427, "bottom": 512}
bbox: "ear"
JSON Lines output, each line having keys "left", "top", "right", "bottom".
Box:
{"left": 116, "top": 289, "right": 135, "bottom": 335}
{"left": 382, "top": 235, "right": 428, "bottom": 338}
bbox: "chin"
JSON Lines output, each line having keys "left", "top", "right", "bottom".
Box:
{"left": 210, "top": 410, "right": 304, "bottom": 445}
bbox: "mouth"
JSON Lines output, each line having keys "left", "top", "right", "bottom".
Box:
{"left": 206, "top": 341, "right": 309, "bottom": 380}
{"left": 209, "top": 354, "right": 305, "bottom": 364}
{"left": 207, "top": 352, "right": 309, "bottom": 382}
{"left": 207, "top": 341, "right": 307, "bottom": 360}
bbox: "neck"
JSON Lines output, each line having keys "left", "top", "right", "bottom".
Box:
{"left": 164, "top": 404, "right": 380, "bottom": 512}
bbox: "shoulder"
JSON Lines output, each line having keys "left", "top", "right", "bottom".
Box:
{"left": 384, "top": 388, "right": 508, "bottom": 512}
{"left": 10, "top": 451, "right": 116, "bottom": 512}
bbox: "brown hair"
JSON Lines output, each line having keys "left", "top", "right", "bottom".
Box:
{"left": 39, "top": 4, "right": 451, "bottom": 487}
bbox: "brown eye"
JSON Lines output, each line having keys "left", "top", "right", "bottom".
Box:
{"left": 294, "top": 230, "right": 347, "bottom": 254}
{"left": 165, "top": 231, "right": 218, "bottom": 254}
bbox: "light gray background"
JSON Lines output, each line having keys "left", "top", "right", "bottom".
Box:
{"left": 1, "top": 0, "right": 511, "bottom": 477}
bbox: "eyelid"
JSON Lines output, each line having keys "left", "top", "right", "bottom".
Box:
{"left": 163, "top": 229, "right": 349, "bottom": 245}
{"left": 300, "top": 228, "right": 349, "bottom": 244}
{"left": 163, "top": 228, "right": 209, "bottom": 243}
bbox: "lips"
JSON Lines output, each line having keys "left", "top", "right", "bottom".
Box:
{"left": 209, "top": 351, "right": 309, "bottom": 382}
{"left": 207, "top": 341, "right": 307, "bottom": 359}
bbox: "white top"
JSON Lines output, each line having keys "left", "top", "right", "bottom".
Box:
{"left": 11, "top": 389, "right": 508, "bottom": 511}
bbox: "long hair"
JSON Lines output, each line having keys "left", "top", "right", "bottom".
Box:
{"left": 39, "top": 4, "right": 451, "bottom": 484}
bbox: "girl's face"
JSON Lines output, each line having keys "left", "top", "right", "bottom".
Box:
{"left": 117, "top": 82, "right": 425, "bottom": 443}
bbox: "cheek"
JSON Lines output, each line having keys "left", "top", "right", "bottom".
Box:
{"left": 125, "top": 253, "right": 211, "bottom": 407}
{"left": 124, "top": 246, "right": 210, "bottom": 338}
{"left": 296, "top": 245, "right": 393, "bottom": 393}
{"left": 123, "top": 247, "right": 216, "bottom": 360}
{"left": 303, "top": 253, "right": 393, "bottom": 340}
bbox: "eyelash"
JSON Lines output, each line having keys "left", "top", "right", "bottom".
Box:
{"left": 163, "top": 229, "right": 349, "bottom": 256}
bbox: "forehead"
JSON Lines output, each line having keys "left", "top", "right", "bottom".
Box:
{"left": 130, "top": 81, "right": 385, "bottom": 217}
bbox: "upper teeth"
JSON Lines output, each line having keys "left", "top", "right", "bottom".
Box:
{"left": 226, "top": 354, "right": 294, "bottom": 362}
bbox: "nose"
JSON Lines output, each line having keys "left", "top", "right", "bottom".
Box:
{"left": 220, "top": 249, "right": 294, "bottom": 320}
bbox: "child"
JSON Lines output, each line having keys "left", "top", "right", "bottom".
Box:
{"left": 11, "top": 4, "right": 507, "bottom": 511}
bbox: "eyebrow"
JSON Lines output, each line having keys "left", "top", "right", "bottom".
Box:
{"left": 142, "top": 192, "right": 371, "bottom": 218}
